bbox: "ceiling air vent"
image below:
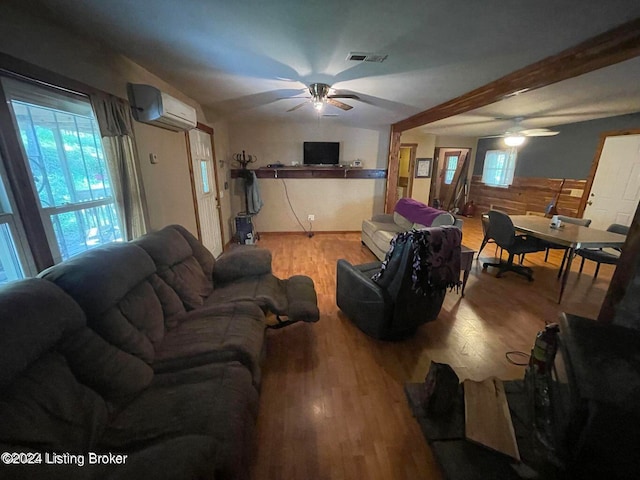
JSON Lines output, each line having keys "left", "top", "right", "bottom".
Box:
{"left": 347, "top": 52, "right": 388, "bottom": 63}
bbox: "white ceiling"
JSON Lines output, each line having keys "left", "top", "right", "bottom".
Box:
{"left": 14, "top": 0, "right": 640, "bottom": 132}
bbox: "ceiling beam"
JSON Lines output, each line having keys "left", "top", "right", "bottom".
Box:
{"left": 393, "top": 18, "right": 640, "bottom": 133}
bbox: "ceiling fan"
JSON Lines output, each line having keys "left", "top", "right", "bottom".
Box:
{"left": 485, "top": 117, "right": 560, "bottom": 146}
{"left": 286, "top": 83, "right": 360, "bottom": 112}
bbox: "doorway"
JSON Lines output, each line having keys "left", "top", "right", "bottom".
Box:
{"left": 431, "top": 147, "right": 471, "bottom": 211}
{"left": 397, "top": 144, "right": 417, "bottom": 201}
{"left": 186, "top": 125, "right": 223, "bottom": 257}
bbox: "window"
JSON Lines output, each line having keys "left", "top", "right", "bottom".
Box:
{"left": 200, "top": 160, "right": 211, "bottom": 194}
{"left": 2, "top": 77, "right": 122, "bottom": 263}
{"left": 482, "top": 148, "right": 517, "bottom": 187}
{"left": 443, "top": 153, "right": 459, "bottom": 185}
{"left": 0, "top": 151, "right": 34, "bottom": 284}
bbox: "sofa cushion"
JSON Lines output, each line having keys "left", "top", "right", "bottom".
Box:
{"left": 0, "top": 437, "right": 218, "bottom": 480}
{"left": 170, "top": 224, "right": 216, "bottom": 279}
{"left": 134, "top": 226, "right": 214, "bottom": 310}
{"left": 60, "top": 328, "right": 154, "bottom": 404}
{"left": 393, "top": 212, "right": 413, "bottom": 230}
{"left": 39, "top": 243, "right": 171, "bottom": 364}
{"left": 213, "top": 246, "right": 272, "bottom": 284}
{"left": 153, "top": 301, "right": 266, "bottom": 385}
{"left": 102, "top": 361, "right": 258, "bottom": 480}
{"left": 0, "top": 351, "right": 108, "bottom": 452}
{"left": 362, "top": 218, "right": 404, "bottom": 239}
{"left": 205, "top": 275, "right": 285, "bottom": 311}
{"left": 0, "top": 278, "right": 85, "bottom": 388}
{"left": 101, "top": 435, "right": 218, "bottom": 480}
{"left": 371, "top": 230, "right": 397, "bottom": 256}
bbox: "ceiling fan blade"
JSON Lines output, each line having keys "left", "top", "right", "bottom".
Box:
{"left": 278, "top": 95, "right": 310, "bottom": 100}
{"left": 523, "top": 130, "right": 560, "bottom": 137}
{"left": 328, "top": 94, "right": 360, "bottom": 100}
{"left": 286, "top": 101, "right": 308, "bottom": 112}
{"left": 327, "top": 98, "right": 352, "bottom": 111}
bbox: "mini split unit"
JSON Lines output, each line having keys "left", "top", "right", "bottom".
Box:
{"left": 127, "top": 84, "right": 197, "bottom": 132}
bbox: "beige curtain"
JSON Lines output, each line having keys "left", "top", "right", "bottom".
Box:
{"left": 91, "top": 93, "right": 148, "bottom": 240}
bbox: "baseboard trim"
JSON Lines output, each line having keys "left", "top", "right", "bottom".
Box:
{"left": 258, "top": 230, "right": 360, "bottom": 236}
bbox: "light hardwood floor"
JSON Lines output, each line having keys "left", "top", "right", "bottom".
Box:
{"left": 249, "top": 217, "right": 614, "bottom": 479}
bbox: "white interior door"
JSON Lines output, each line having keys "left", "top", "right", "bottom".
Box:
{"left": 583, "top": 134, "right": 640, "bottom": 231}
{"left": 188, "top": 129, "right": 223, "bottom": 257}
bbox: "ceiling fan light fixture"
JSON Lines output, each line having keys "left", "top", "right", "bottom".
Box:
{"left": 313, "top": 100, "right": 324, "bottom": 111}
{"left": 504, "top": 135, "right": 525, "bottom": 147}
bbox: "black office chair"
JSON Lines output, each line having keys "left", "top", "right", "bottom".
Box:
{"left": 575, "top": 223, "right": 629, "bottom": 279}
{"left": 482, "top": 210, "right": 545, "bottom": 281}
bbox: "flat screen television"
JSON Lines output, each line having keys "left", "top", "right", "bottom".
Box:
{"left": 303, "top": 142, "right": 339, "bottom": 165}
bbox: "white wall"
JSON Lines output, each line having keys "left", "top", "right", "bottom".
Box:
{"left": 0, "top": 4, "right": 204, "bottom": 235}
{"left": 133, "top": 124, "right": 197, "bottom": 232}
{"left": 228, "top": 121, "right": 389, "bottom": 232}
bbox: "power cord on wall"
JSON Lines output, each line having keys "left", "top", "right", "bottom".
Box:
{"left": 281, "top": 178, "right": 314, "bottom": 237}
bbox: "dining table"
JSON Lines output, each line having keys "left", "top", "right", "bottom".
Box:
{"left": 509, "top": 215, "right": 627, "bottom": 303}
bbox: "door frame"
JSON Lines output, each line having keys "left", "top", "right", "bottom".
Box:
{"left": 431, "top": 147, "right": 471, "bottom": 208}
{"left": 578, "top": 128, "right": 640, "bottom": 217}
{"left": 185, "top": 122, "right": 224, "bottom": 243}
{"left": 399, "top": 143, "right": 417, "bottom": 198}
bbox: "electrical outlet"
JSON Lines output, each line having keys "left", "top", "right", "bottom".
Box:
{"left": 308, "top": 214, "right": 315, "bottom": 222}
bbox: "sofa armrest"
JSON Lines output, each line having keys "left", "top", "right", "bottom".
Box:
{"left": 213, "top": 246, "right": 272, "bottom": 284}
{"left": 370, "top": 213, "right": 395, "bottom": 223}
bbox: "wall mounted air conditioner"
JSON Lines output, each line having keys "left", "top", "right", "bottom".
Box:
{"left": 128, "top": 84, "right": 197, "bottom": 132}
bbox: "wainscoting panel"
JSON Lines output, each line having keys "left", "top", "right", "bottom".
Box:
{"left": 469, "top": 176, "right": 587, "bottom": 217}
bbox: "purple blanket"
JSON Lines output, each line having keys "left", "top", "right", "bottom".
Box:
{"left": 394, "top": 198, "right": 443, "bottom": 226}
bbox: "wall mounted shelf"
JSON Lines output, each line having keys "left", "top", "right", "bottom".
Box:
{"left": 231, "top": 167, "right": 387, "bottom": 179}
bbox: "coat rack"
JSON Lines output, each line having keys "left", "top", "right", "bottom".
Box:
{"left": 233, "top": 150, "right": 257, "bottom": 214}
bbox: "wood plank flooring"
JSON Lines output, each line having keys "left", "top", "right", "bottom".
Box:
{"left": 250, "top": 217, "right": 613, "bottom": 479}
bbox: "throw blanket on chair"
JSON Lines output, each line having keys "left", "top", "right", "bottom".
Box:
{"left": 372, "top": 227, "right": 462, "bottom": 294}
{"left": 394, "top": 198, "right": 443, "bottom": 226}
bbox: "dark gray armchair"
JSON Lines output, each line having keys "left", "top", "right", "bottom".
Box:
{"left": 336, "top": 227, "right": 462, "bottom": 340}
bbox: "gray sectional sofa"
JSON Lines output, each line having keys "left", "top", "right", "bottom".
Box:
{"left": 0, "top": 225, "right": 319, "bottom": 480}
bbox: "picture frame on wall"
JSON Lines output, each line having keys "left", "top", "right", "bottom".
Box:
{"left": 416, "top": 158, "right": 432, "bottom": 178}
